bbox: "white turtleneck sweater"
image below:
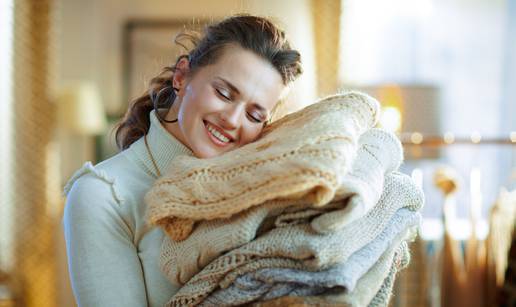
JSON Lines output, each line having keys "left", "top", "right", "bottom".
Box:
{"left": 62, "top": 110, "right": 194, "bottom": 307}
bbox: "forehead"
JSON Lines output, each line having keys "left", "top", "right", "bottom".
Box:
{"left": 200, "top": 46, "right": 286, "bottom": 111}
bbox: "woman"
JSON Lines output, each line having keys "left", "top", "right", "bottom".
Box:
{"left": 62, "top": 14, "right": 302, "bottom": 307}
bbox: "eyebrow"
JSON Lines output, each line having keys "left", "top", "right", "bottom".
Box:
{"left": 215, "top": 76, "right": 269, "bottom": 114}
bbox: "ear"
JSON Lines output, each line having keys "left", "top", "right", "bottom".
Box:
{"left": 173, "top": 56, "right": 190, "bottom": 94}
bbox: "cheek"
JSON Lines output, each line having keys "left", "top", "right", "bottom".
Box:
{"left": 241, "top": 125, "right": 265, "bottom": 145}
{"left": 185, "top": 88, "right": 219, "bottom": 115}
{"left": 177, "top": 99, "right": 198, "bottom": 137}
{"left": 179, "top": 90, "right": 204, "bottom": 123}
{"left": 178, "top": 92, "right": 218, "bottom": 139}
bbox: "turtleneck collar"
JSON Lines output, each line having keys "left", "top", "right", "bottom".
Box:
{"left": 125, "top": 110, "right": 194, "bottom": 178}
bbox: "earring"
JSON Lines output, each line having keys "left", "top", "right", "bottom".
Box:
{"left": 152, "top": 85, "right": 178, "bottom": 124}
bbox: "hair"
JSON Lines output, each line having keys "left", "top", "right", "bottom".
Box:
{"left": 115, "top": 14, "right": 303, "bottom": 150}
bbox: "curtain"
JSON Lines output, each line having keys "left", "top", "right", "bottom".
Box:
{"left": 311, "top": 0, "right": 341, "bottom": 97}
{"left": 9, "top": 0, "right": 60, "bottom": 306}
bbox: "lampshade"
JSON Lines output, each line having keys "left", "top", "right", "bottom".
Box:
{"left": 57, "top": 82, "right": 107, "bottom": 135}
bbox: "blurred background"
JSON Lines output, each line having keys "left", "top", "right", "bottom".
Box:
{"left": 0, "top": 0, "right": 515, "bottom": 306}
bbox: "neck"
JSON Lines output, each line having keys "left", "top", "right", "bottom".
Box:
{"left": 126, "top": 110, "right": 194, "bottom": 178}
{"left": 161, "top": 101, "right": 187, "bottom": 145}
{"left": 162, "top": 119, "right": 188, "bottom": 153}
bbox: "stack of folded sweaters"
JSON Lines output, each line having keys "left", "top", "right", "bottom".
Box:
{"left": 145, "top": 92, "right": 424, "bottom": 307}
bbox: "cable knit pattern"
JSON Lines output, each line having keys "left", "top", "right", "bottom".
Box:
{"left": 165, "top": 172, "right": 423, "bottom": 306}
{"left": 199, "top": 213, "right": 419, "bottom": 306}
{"left": 145, "top": 91, "right": 380, "bottom": 241}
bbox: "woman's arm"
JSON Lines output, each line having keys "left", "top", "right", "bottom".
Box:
{"left": 62, "top": 174, "right": 148, "bottom": 307}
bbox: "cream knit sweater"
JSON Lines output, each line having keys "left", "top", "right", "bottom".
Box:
{"left": 165, "top": 172, "right": 423, "bottom": 306}
{"left": 145, "top": 92, "right": 380, "bottom": 241}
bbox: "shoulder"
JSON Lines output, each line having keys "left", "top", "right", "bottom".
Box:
{"left": 62, "top": 157, "right": 142, "bottom": 253}
{"left": 63, "top": 148, "right": 151, "bottom": 209}
{"left": 62, "top": 152, "right": 149, "bottom": 237}
{"left": 64, "top": 154, "right": 125, "bottom": 203}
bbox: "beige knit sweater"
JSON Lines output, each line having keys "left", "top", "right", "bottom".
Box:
{"left": 145, "top": 91, "right": 380, "bottom": 241}
{"left": 164, "top": 172, "right": 424, "bottom": 306}
{"left": 159, "top": 128, "right": 406, "bottom": 287}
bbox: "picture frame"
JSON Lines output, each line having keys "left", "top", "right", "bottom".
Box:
{"left": 122, "top": 18, "right": 211, "bottom": 109}
{"left": 95, "top": 18, "right": 211, "bottom": 162}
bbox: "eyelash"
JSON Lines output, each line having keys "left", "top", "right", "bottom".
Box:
{"left": 215, "top": 88, "right": 262, "bottom": 123}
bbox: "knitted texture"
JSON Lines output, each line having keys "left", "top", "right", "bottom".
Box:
{"left": 310, "top": 127, "right": 403, "bottom": 234}
{"left": 329, "top": 240, "right": 411, "bottom": 307}
{"left": 165, "top": 172, "right": 423, "bottom": 306}
{"left": 248, "top": 240, "right": 411, "bottom": 307}
{"left": 368, "top": 261, "right": 400, "bottom": 307}
{"left": 158, "top": 129, "right": 402, "bottom": 286}
{"left": 145, "top": 91, "right": 380, "bottom": 241}
{"left": 159, "top": 205, "right": 277, "bottom": 286}
{"left": 258, "top": 211, "right": 417, "bottom": 291}
{"left": 368, "top": 241, "right": 411, "bottom": 307}
{"left": 199, "top": 212, "right": 419, "bottom": 306}
{"left": 270, "top": 128, "right": 403, "bottom": 233}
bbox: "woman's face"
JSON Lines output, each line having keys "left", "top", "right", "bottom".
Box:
{"left": 166, "top": 45, "right": 287, "bottom": 159}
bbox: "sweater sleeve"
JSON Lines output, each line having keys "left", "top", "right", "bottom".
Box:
{"left": 62, "top": 173, "right": 148, "bottom": 307}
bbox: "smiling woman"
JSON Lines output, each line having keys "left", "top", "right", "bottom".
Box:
{"left": 115, "top": 15, "right": 302, "bottom": 158}
{"left": 164, "top": 44, "right": 288, "bottom": 158}
{"left": 62, "top": 14, "right": 303, "bottom": 307}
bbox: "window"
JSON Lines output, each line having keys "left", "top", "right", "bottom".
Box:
{"left": 0, "top": 0, "right": 15, "bottom": 271}
{"left": 339, "top": 0, "right": 512, "bottom": 229}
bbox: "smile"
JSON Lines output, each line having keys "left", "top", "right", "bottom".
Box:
{"left": 204, "top": 121, "right": 233, "bottom": 147}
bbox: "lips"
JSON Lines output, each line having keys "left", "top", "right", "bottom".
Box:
{"left": 203, "top": 120, "right": 235, "bottom": 147}
{"left": 204, "top": 120, "right": 235, "bottom": 143}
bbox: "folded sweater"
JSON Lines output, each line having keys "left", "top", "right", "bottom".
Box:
{"left": 270, "top": 128, "right": 403, "bottom": 233}
{"left": 199, "top": 210, "right": 420, "bottom": 306}
{"left": 158, "top": 128, "right": 404, "bottom": 287}
{"left": 165, "top": 172, "right": 424, "bottom": 306}
{"left": 145, "top": 91, "right": 381, "bottom": 241}
{"left": 249, "top": 241, "right": 411, "bottom": 307}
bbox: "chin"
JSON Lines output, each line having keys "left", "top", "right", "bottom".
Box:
{"left": 192, "top": 146, "right": 220, "bottom": 159}
{"left": 195, "top": 152, "right": 214, "bottom": 159}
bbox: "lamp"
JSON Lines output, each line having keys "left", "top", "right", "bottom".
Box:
{"left": 57, "top": 82, "right": 107, "bottom": 135}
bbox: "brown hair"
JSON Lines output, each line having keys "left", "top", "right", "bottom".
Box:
{"left": 115, "top": 14, "right": 303, "bottom": 150}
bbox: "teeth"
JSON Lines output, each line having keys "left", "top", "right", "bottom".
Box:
{"left": 206, "top": 123, "right": 230, "bottom": 143}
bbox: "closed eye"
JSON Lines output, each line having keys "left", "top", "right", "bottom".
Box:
{"left": 247, "top": 112, "right": 262, "bottom": 123}
{"left": 215, "top": 88, "right": 231, "bottom": 101}
{"left": 215, "top": 86, "right": 264, "bottom": 124}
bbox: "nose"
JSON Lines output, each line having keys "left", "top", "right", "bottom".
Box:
{"left": 219, "top": 103, "right": 245, "bottom": 129}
